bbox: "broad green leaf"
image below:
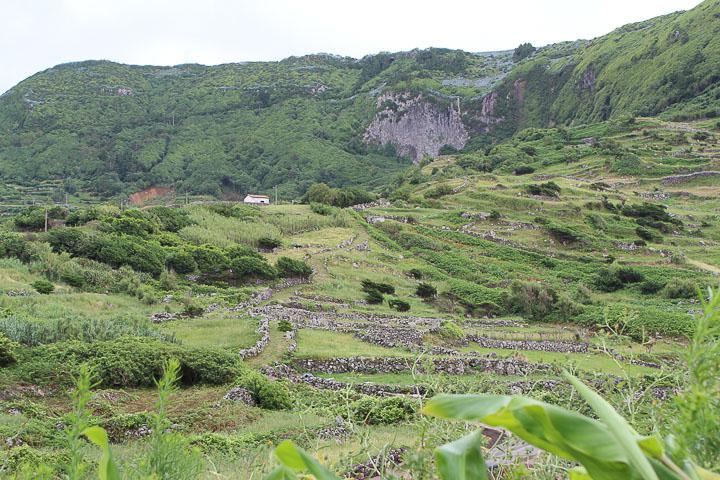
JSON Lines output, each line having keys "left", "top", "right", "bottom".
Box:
{"left": 274, "top": 440, "right": 341, "bottom": 480}
{"left": 638, "top": 436, "right": 665, "bottom": 460}
{"left": 435, "top": 430, "right": 488, "bottom": 480}
{"left": 424, "top": 394, "right": 649, "bottom": 480}
{"left": 563, "top": 371, "right": 659, "bottom": 480}
{"left": 82, "top": 426, "right": 121, "bottom": 480}
{"left": 569, "top": 466, "right": 593, "bottom": 480}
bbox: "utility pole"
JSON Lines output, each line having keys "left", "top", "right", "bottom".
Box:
{"left": 44, "top": 206, "right": 48, "bottom": 233}
{"left": 275, "top": 185, "right": 278, "bottom": 205}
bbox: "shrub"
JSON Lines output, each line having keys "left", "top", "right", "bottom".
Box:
{"left": 416, "top": 282, "right": 437, "bottom": 299}
{"left": 640, "top": 279, "right": 666, "bottom": 295}
{"left": 22, "top": 337, "right": 241, "bottom": 387}
{"left": 365, "top": 289, "right": 384, "bottom": 304}
{"left": 424, "top": 184, "right": 454, "bottom": 199}
{"left": 352, "top": 396, "right": 415, "bottom": 425}
{"left": 663, "top": 279, "right": 697, "bottom": 299}
{"left": 361, "top": 279, "right": 395, "bottom": 294}
{"left": 636, "top": 226, "right": 662, "bottom": 242}
{"left": 65, "top": 207, "right": 101, "bottom": 226}
{"left": 236, "top": 370, "right": 292, "bottom": 410}
{"left": 388, "top": 298, "right": 411, "bottom": 312}
{"left": 103, "top": 210, "right": 157, "bottom": 237}
{"left": 258, "top": 236, "right": 282, "bottom": 250}
{"left": 0, "top": 332, "right": 19, "bottom": 366}
{"left": 438, "top": 320, "right": 464, "bottom": 340}
{"left": 544, "top": 223, "right": 586, "bottom": 244}
{"left": 407, "top": 268, "right": 423, "bottom": 279}
{"left": 513, "top": 42, "right": 536, "bottom": 61}
{"left": 615, "top": 266, "right": 644, "bottom": 284}
{"left": 166, "top": 250, "right": 198, "bottom": 274}
{"left": 32, "top": 279, "right": 55, "bottom": 294}
{"left": 278, "top": 319, "right": 293, "bottom": 332}
{"left": 0, "top": 230, "right": 36, "bottom": 262}
{"left": 309, "top": 203, "right": 333, "bottom": 215}
{"left": 507, "top": 281, "right": 557, "bottom": 321}
{"left": 622, "top": 202, "right": 675, "bottom": 223}
{"left": 513, "top": 166, "right": 535, "bottom": 175}
{"left": 275, "top": 257, "right": 312, "bottom": 278}
{"left": 147, "top": 206, "right": 194, "bottom": 232}
{"left": 594, "top": 267, "right": 643, "bottom": 292}
{"left": 554, "top": 294, "right": 584, "bottom": 321}
{"left": 526, "top": 182, "right": 560, "bottom": 197}
{"left": 229, "top": 256, "right": 277, "bottom": 280}
{"left": 189, "top": 245, "right": 230, "bottom": 274}
{"left": 670, "top": 251, "right": 687, "bottom": 265}
{"left": 46, "top": 227, "right": 88, "bottom": 254}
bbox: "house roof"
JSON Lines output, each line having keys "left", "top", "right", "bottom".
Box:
{"left": 245, "top": 194, "right": 270, "bottom": 198}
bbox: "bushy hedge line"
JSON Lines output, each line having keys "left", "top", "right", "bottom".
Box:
{"left": 15, "top": 336, "right": 243, "bottom": 387}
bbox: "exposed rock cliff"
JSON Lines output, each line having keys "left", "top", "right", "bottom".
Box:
{"left": 364, "top": 93, "right": 468, "bottom": 163}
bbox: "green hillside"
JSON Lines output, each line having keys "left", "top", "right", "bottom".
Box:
{"left": 1, "top": 115, "right": 719, "bottom": 477}
{"left": 1, "top": 0, "right": 718, "bottom": 200}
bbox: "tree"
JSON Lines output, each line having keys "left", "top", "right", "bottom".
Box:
{"left": 416, "top": 282, "right": 437, "bottom": 299}
{"left": 513, "top": 42, "right": 536, "bottom": 62}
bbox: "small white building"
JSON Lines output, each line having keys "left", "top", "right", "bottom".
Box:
{"left": 243, "top": 194, "right": 270, "bottom": 205}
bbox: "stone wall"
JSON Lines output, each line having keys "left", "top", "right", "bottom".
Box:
{"left": 292, "top": 356, "right": 550, "bottom": 376}
{"left": 467, "top": 335, "right": 589, "bottom": 353}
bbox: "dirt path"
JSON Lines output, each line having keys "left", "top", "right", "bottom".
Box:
{"left": 688, "top": 259, "right": 720, "bottom": 275}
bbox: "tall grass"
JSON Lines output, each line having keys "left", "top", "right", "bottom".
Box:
{"left": 0, "top": 314, "right": 175, "bottom": 346}
{"left": 180, "top": 205, "right": 352, "bottom": 247}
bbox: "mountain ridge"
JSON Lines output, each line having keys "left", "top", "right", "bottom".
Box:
{"left": 0, "top": 0, "right": 718, "bottom": 199}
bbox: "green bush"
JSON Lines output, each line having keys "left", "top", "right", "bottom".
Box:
{"left": 352, "top": 396, "right": 416, "bottom": 425}
{"left": 0, "top": 332, "right": 19, "bottom": 366}
{"left": 594, "top": 266, "right": 644, "bottom": 292}
{"left": 309, "top": 203, "right": 333, "bottom": 215}
{"left": 407, "top": 268, "right": 423, "bottom": 279}
{"left": 21, "top": 337, "right": 242, "bottom": 387}
{"left": 365, "top": 289, "right": 384, "bottom": 304}
{"left": 275, "top": 257, "right": 312, "bottom": 278}
{"left": 423, "top": 184, "right": 454, "bottom": 199}
{"left": 663, "top": 278, "right": 697, "bottom": 299}
{"left": 166, "top": 250, "right": 198, "bottom": 274}
{"left": 32, "top": 279, "right": 55, "bottom": 294}
{"left": 416, "top": 282, "right": 437, "bottom": 299}
{"left": 388, "top": 298, "right": 411, "bottom": 312}
{"left": 230, "top": 256, "right": 277, "bottom": 280}
{"left": 147, "top": 206, "right": 194, "bottom": 232}
{"left": 0, "top": 230, "right": 36, "bottom": 262}
{"left": 526, "top": 182, "right": 560, "bottom": 197}
{"left": 46, "top": 227, "right": 88, "bottom": 254}
{"left": 278, "top": 319, "right": 293, "bottom": 332}
{"left": 636, "top": 226, "right": 662, "bottom": 242}
{"left": 507, "top": 281, "right": 557, "bottom": 321}
{"left": 554, "top": 294, "right": 584, "bottom": 321}
{"left": 236, "top": 370, "right": 292, "bottom": 410}
{"left": 258, "top": 236, "right": 283, "bottom": 250}
{"left": 640, "top": 279, "right": 666, "bottom": 295}
{"left": 361, "top": 279, "right": 395, "bottom": 294}
{"left": 438, "top": 320, "right": 464, "bottom": 340}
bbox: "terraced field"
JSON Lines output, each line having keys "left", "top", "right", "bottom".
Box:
{"left": 0, "top": 118, "right": 718, "bottom": 478}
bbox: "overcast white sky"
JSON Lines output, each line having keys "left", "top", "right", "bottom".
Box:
{"left": 0, "top": 0, "right": 703, "bottom": 94}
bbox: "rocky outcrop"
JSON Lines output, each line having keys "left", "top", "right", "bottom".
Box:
{"left": 364, "top": 93, "right": 468, "bottom": 163}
